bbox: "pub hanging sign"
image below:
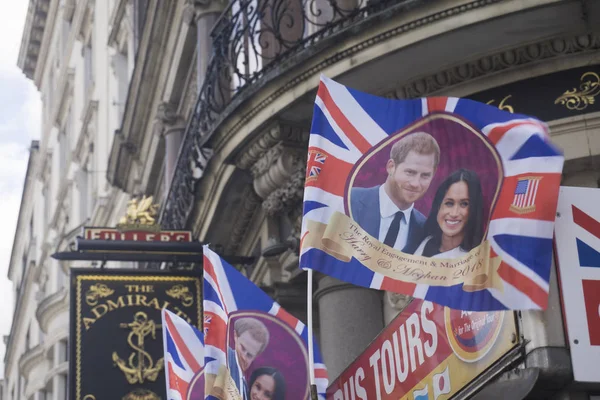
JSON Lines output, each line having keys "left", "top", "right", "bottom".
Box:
{"left": 69, "top": 268, "right": 202, "bottom": 400}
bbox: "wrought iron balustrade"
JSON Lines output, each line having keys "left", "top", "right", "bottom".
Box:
{"left": 161, "top": 0, "right": 400, "bottom": 229}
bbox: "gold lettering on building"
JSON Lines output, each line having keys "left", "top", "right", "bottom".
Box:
{"left": 126, "top": 285, "right": 154, "bottom": 293}
{"left": 166, "top": 284, "right": 194, "bottom": 307}
{"left": 81, "top": 289, "right": 193, "bottom": 330}
{"left": 486, "top": 95, "right": 515, "bottom": 113}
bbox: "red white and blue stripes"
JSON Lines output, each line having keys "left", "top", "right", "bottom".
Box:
{"left": 162, "top": 308, "right": 205, "bottom": 400}
{"left": 300, "top": 75, "right": 564, "bottom": 311}
{"left": 203, "top": 245, "right": 329, "bottom": 399}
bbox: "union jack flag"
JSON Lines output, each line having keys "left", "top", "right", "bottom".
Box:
{"left": 299, "top": 75, "right": 564, "bottom": 311}
{"left": 307, "top": 150, "right": 327, "bottom": 182}
{"left": 203, "top": 245, "right": 328, "bottom": 400}
{"left": 161, "top": 308, "right": 205, "bottom": 400}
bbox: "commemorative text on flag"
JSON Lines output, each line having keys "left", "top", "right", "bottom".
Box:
{"left": 299, "top": 75, "right": 564, "bottom": 311}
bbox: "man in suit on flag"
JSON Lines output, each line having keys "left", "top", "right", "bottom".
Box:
{"left": 227, "top": 317, "right": 270, "bottom": 399}
{"left": 350, "top": 131, "right": 440, "bottom": 254}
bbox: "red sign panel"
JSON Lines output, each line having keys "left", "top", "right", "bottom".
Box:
{"left": 83, "top": 227, "right": 192, "bottom": 242}
{"left": 582, "top": 279, "right": 600, "bottom": 346}
{"left": 327, "top": 300, "right": 516, "bottom": 400}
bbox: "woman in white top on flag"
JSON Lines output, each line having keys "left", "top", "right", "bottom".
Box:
{"left": 414, "top": 168, "right": 485, "bottom": 258}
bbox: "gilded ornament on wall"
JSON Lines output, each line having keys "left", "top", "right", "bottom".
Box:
{"left": 117, "top": 195, "right": 160, "bottom": 230}
{"left": 112, "top": 312, "right": 164, "bottom": 385}
{"left": 122, "top": 389, "right": 160, "bottom": 400}
{"left": 555, "top": 72, "right": 600, "bottom": 111}
{"left": 486, "top": 94, "right": 515, "bottom": 113}
{"left": 166, "top": 284, "right": 194, "bottom": 307}
{"left": 85, "top": 283, "right": 114, "bottom": 306}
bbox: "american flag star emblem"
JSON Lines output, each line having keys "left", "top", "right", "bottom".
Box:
{"left": 510, "top": 176, "right": 541, "bottom": 214}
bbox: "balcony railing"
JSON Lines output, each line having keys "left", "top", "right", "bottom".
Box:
{"left": 161, "top": 0, "right": 400, "bottom": 229}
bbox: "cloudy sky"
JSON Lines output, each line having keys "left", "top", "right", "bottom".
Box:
{"left": 0, "top": 1, "right": 41, "bottom": 377}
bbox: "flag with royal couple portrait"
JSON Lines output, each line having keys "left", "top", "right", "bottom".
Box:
{"left": 202, "top": 245, "right": 328, "bottom": 400}
{"left": 299, "top": 75, "right": 564, "bottom": 311}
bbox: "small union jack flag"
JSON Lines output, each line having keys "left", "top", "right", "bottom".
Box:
{"left": 203, "top": 314, "right": 212, "bottom": 335}
{"left": 510, "top": 177, "right": 541, "bottom": 214}
{"left": 306, "top": 150, "right": 327, "bottom": 182}
{"left": 203, "top": 245, "right": 329, "bottom": 400}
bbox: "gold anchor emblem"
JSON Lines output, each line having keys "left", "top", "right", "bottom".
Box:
{"left": 112, "top": 312, "right": 164, "bottom": 384}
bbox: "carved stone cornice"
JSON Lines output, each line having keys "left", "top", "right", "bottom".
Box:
{"left": 17, "top": 0, "right": 51, "bottom": 80}
{"left": 253, "top": 144, "right": 306, "bottom": 199}
{"left": 236, "top": 120, "right": 307, "bottom": 170}
{"left": 393, "top": 32, "right": 600, "bottom": 99}
{"left": 262, "top": 164, "right": 306, "bottom": 216}
{"left": 74, "top": 99, "right": 98, "bottom": 164}
{"left": 236, "top": 120, "right": 308, "bottom": 201}
{"left": 225, "top": 185, "right": 262, "bottom": 255}
{"left": 186, "top": 0, "right": 228, "bottom": 21}
{"left": 77, "top": 0, "right": 94, "bottom": 42}
{"left": 156, "top": 102, "right": 187, "bottom": 138}
{"left": 53, "top": 68, "right": 75, "bottom": 128}
{"left": 157, "top": 102, "right": 185, "bottom": 127}
{"left": 108, "top": 0, "right": 128, "bottom": 48}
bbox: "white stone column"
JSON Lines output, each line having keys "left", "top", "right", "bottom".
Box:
{"left": 315, "top": 275, "right": 384, "bottom": 380}
{"left": 52, "top": 374, "right": 66, "bottom": 400}
{"left": 190, "top": 0, "right": 227, "bottom": 93}
{"left": 156, "top": 102, "right": 186, "bottom": 196}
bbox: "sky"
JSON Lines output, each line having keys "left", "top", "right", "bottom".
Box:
{"left": 0, "top": 1, "right": 42, "bottom": 378}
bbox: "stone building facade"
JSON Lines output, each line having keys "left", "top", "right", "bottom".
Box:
{"left": 5, "top": 0, "right": 600, "bottom": 399}
{"left": 4, "top": 0, "right": 141, "bottom": 399}
{"left": 111, "top": 0, "right": 598, "bottom": 398}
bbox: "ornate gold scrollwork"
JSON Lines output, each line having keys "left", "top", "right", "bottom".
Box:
{"left": 486, "top": 94, "right": 515, "bottom": 113}
{"left": 112, "top": 312, "right": 164, "bottom": 384}
{"left": 83, "top": 395, "right": 96, "bottom": 400}
{"left": 555, "top": 72, "right": 600, "bottom": 111}
{"left": 85, "top": 283, "right": 114, "bottom": 306}
{"left": 166, "top": 284, "right": 194, "bottom": 307}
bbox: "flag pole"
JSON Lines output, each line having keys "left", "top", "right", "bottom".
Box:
{"left": 307, "top": 268, "right": 318, "bottom": 400}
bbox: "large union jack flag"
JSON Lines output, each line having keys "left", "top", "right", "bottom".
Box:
{"left": 299, "top": 75, "right": 564, "bottom": 311}
{"left": 202, "top": 245, "right": 328, "bottom": 400}
{"left": 162, "top": 308, "right": 205, "bottom": 400}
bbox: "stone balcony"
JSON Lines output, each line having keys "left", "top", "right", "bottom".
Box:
{"left": 36, "top": 288, "right": 68, "bottom": 334}
{"left": 18, "top": 343, "right": 45, "bottom": 377}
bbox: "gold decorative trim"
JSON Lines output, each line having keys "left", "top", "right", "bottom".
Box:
{"left": 122, "top": 389, "right": 160, "bottom": 400}
{"left": 85, "top": 283, "right": 114, "bottom": 306}
{"left": 74, "top": 275, "right": 203, "bottom": 400}
{"left": 554, "top": 72, "right": 600, "bottom": 111}
{"left": 486, "top": 95, "right": 515, "bottom": 113}
{"left": 112, "top": 311, "right": 164, "bottom": 384}
{"left": 166, "top": 284, "right": 194, "bottom": 307}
